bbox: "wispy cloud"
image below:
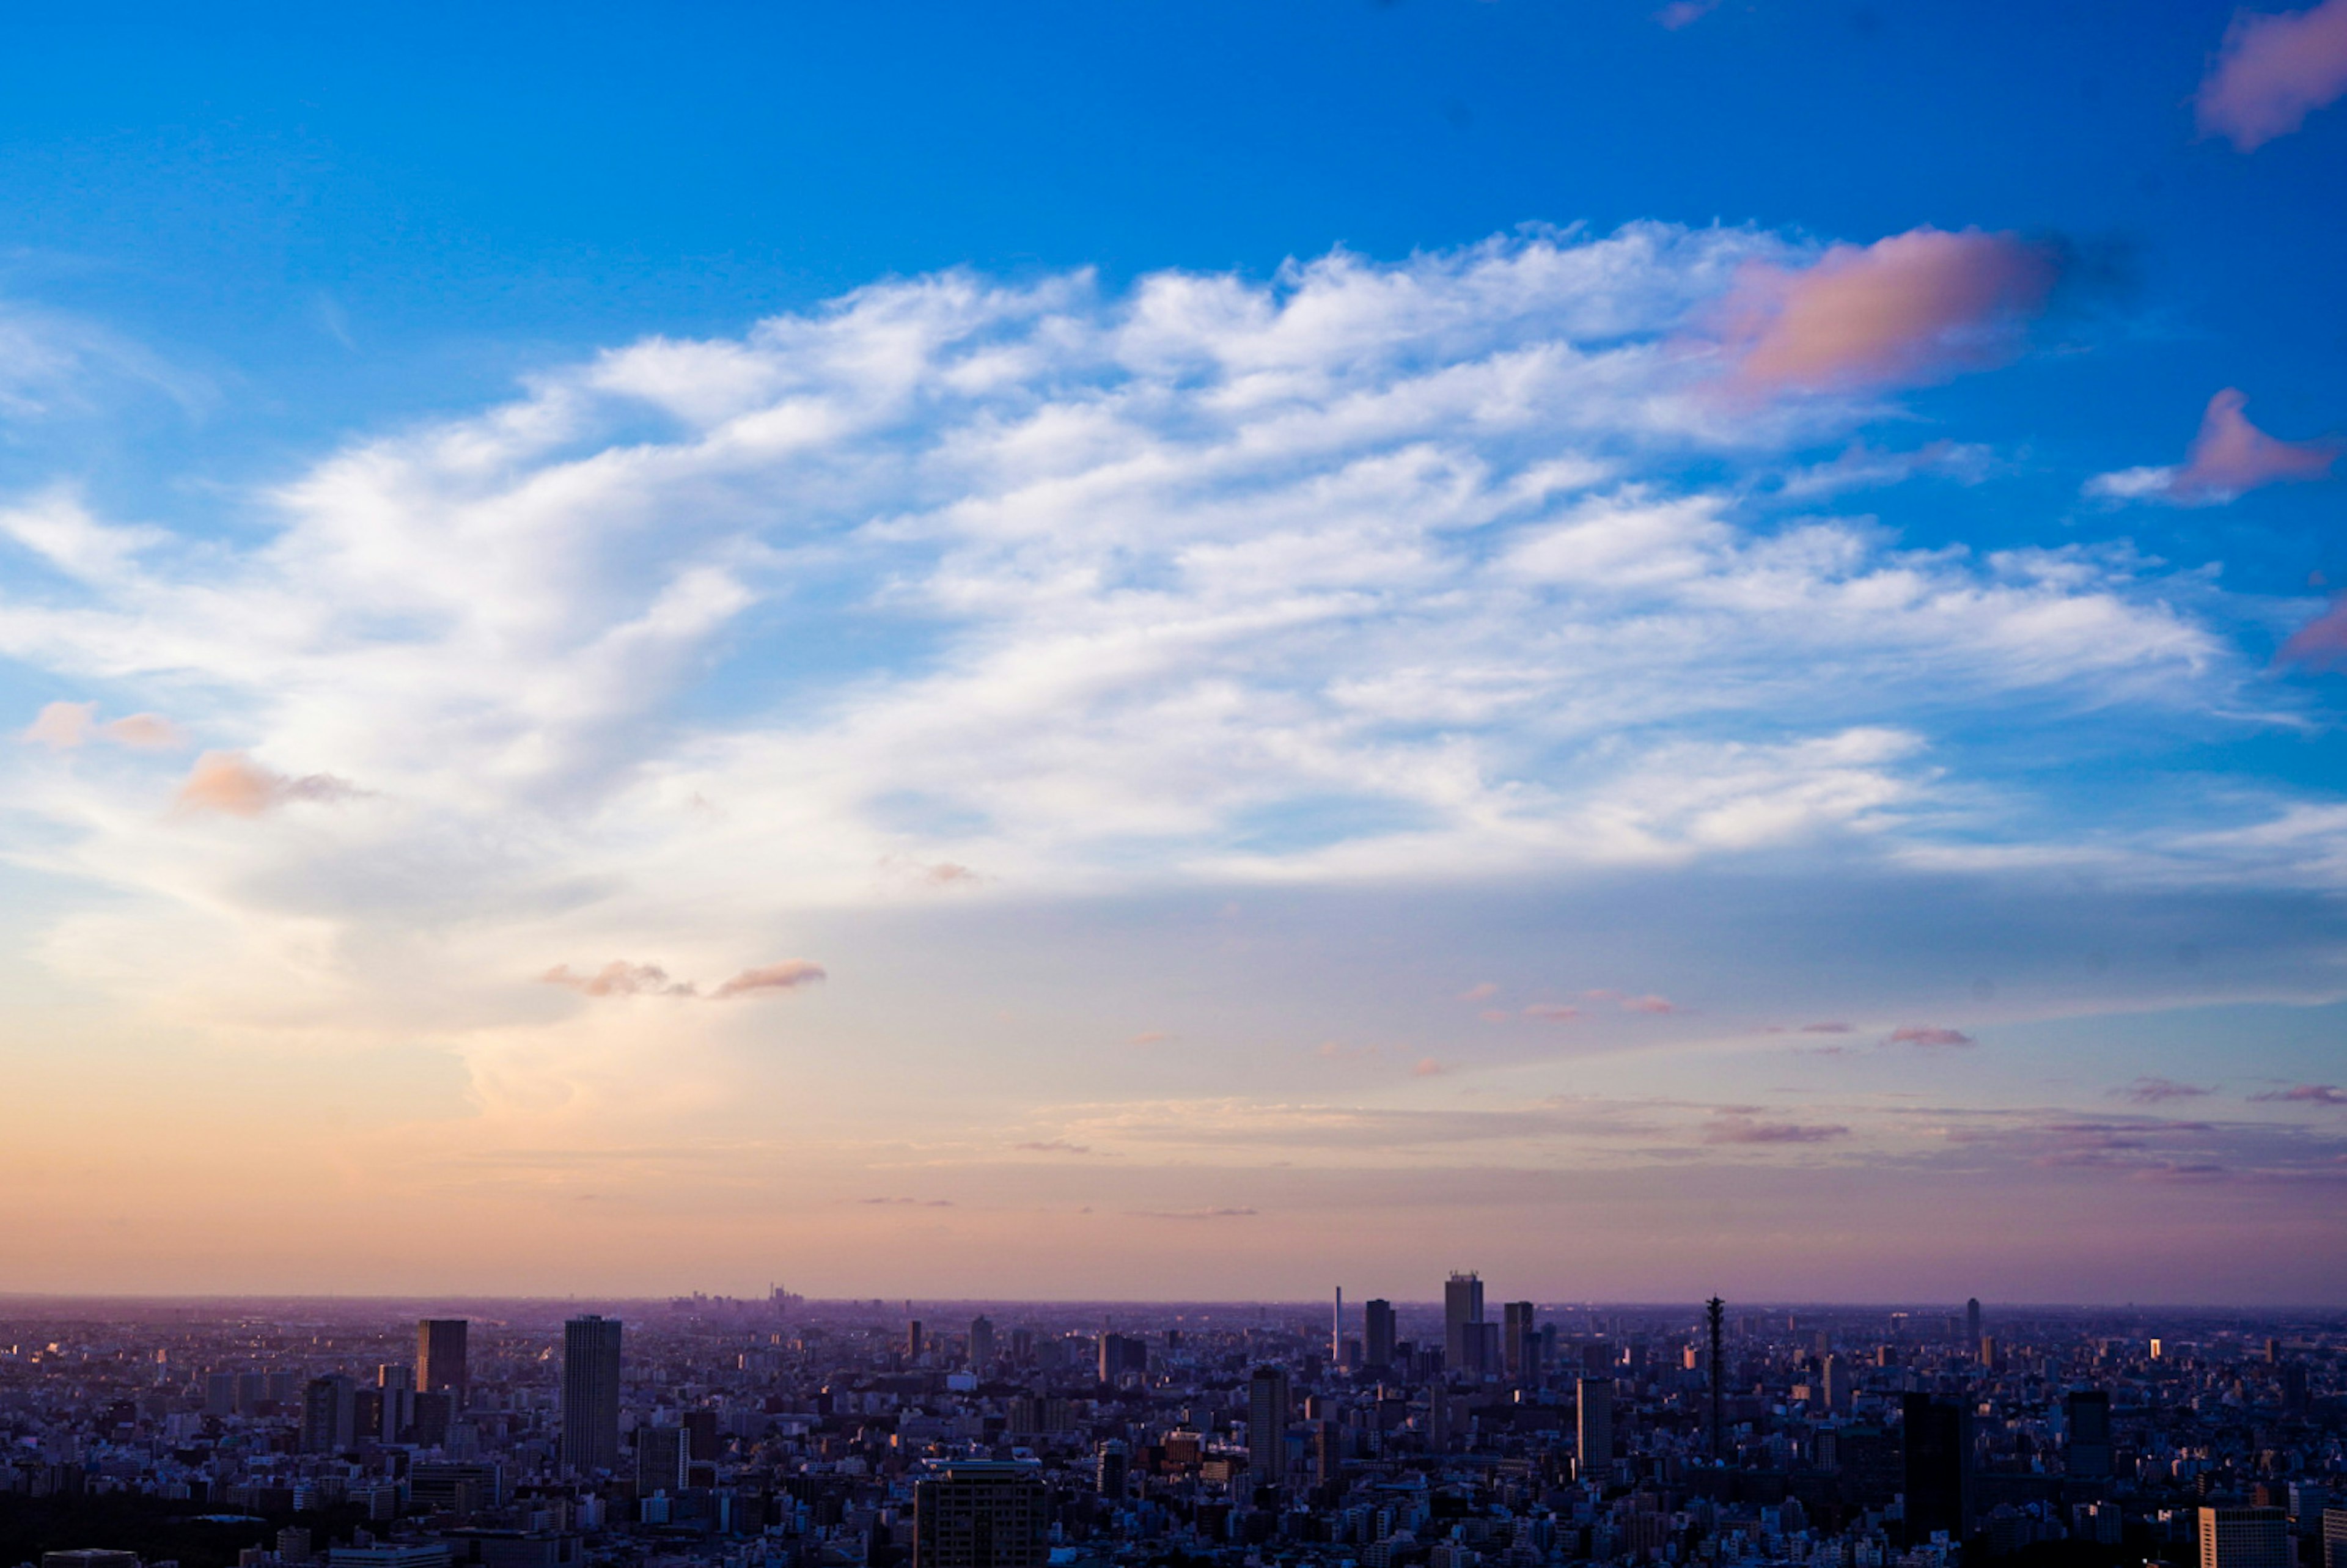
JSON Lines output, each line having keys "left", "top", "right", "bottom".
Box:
{"left": 2253, "top": 1083, "right": 2347, "bottom": 1107}
{"left": 1887, "top": 1025, "right": 1975, "bottom": 1049}
{"left": 543, "top": 958, "right": 825, "bottom": 1000}
{"left": 2116, "top": 1075, "right": 2214, "bottom": 1104}
{"left": 2085, "top": 389, "right": 2337, "bottom": 505}
{"left": 21, "top": 702, "right": 186, "bottom": 752}
{"left": 1703, "top": 1115, "right": 1849, "bottom": 1145}
{"left": 2196, "top": 0, "right": 2347, "bottom": 150}
{"left": 173, "top": 751, "right": 362, "bottom": 817}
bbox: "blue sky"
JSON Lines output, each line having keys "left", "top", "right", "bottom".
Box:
{"left": 0, "top": 0, "right": 2343, "bottom": 1300}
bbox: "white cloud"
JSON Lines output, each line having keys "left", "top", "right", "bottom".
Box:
{"left": 0, "top": 222, "right": 2293, "bottom": 1067}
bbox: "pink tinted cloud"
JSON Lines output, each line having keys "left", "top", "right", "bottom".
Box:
{"left": 1477, "top": 1009, "right": 1511, "bottom": 1024}
{"left": 711, "top": 959, "right": 826, "bottom": 997}
{"left": 1456, "top": 982, "right": 1498, "bottom": 1002}
{"left": 1620, "top": 994, "right": 1677, "bottom": 1014}
{"left": 1887, "top": 1025, "right": 1975, "bottom": 1049}
{"left": 2280, "top": 597, "right": 2347, "bottom": 670}
{"left": 2197, "top": 0, "right": 2347, "bottom": 150}
{"left": 1703, "top": 1116, "right": 1849, "bottom": 1145}
{"left": 24, "top": 702, "right": 188, "bottom": 752}
{"left": 174, "top": 751, "right": 360, "bottom": 816}
{"left": 1411, "top": 1058, "right": 1448, "bottom": 1077}
{"left": 1656, "top": 0, "right": 1718, "bottom": 27}
{"left": 1014, "top": 1140, "right": 1093, "bottom": 1154}
{"left": 542, "top": 961, "right": 696, "bottom": 998}
{"left": 2093, "top": 389, "right": 2338, "bottom": 504}
{"left": 1522, "top": 1003, "right": 1582, "bottom": 1021}
{"left": 1711, "top": 228, "right": 2059, "bottom": 395}
{"left": 2117, "top": 1075, "right": 2215, "bottom": 1104}
{"left": 1800, "top": 1021, "right": 1854, "bottom": 1034}
{"left": 2253, "top": 1083, "right": 2347, "bottom": 1105}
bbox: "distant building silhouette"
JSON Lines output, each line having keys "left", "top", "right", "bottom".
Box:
{"left": 2066, "top": 1390, "right": 2113, "bottom": 1479}
{"left": 968, "top": 1316, "right": 995, "bottom": 1369}
{"left": 1248, "top": 1365, "right": 1291, "bottom": 1484}
{"left": 1364, "top": 1299, "right": 1397, "bottom": 1369}
{"left": 560, "top": 1315, "right": 623, "bottom": 1474}
{"left": 1502, "top": 1301, "right": 1537, "bottom": 1379}
{"left": 417, "top": 1319, "right": 468, "bottom": 1404}
{"left": 1577, "top": 1376, "right": 1613, "bottom": 1477}
{"left": 1444, "top": 1273, "right": 1485, "bottom": 1374}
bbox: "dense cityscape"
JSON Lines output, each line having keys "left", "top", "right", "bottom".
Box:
{"left": 2, "top": 1287, "right": 2341, "bottom": 1568}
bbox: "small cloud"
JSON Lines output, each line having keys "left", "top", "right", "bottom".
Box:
{"left": 2115, "top": 1075, "right": 2214, "bottom": 1104}
{"left": 2085, "top": 389, "right": 2336, "bottom": 505}
{"left": 2195, "top": 0, "right": 2347, "bottom": 150}
{"left": 25, "top": 702, "right": 189, "bottom": 752}
{"left": 1014, "top": 1140, "right": 1092, "bottom": 1154}
{"left": 1799, "top": 1021, "right": 1854, "bottom": 1034}
{"left": 2131, "top": 1162, "right": 2230, "bottom": 1184}
{"left": 1887, "top": 1025, "right": 1975, "bottom": 1049}
{"left": 2252, "top": 1083, "right": 2347, "bottom": 1106}
{"left": 1523, "top": 1003, "right": 1582, "bottom": 1021}
{"left": 923, "top": 861, "right": 981, "bottom": 886}
{"left": 1134, "top": 1206, "right": 1257, "bottom": 1220}
{"left": 542, "top": 961, "right": 697, "bottom": 998}
{"left": 710, "top": 959, "right": 826, "bottom": 998}
{"left": 1456, "top": 981, "right": 1498, "bottom": 1002}
{"left": 1411, "top": 1058, "right": 1447, "bottom": 1077}
{"left": 1620, "top": 993, "right": 1677, "bottom": 1014}
{"left": 859, "top": 1196, "right": 953, "bottom": 1207}
{"left": 1708, "top": 227, "right": 2060, "bottom": 395}
{"left": 174, "top": 750, "right": 362, "bottom": 816}
{"left": 102, "top": 713, "right": 185, "bottom": 749}
{"left": 2281, "top": 596, "right": 2347, "bottom": 670}
{"left": 1656, "top": 0, "right": 1718, "bottom": 27}
{"left": 1703, "top": 1116, "right": 1849, "bottom": 1145}
{"left": 1477, "top": 1009, "right": 1511, "bottom": 1024}
{"left": 1130, "top": 1030, "right": 1172, "bottom": 1046}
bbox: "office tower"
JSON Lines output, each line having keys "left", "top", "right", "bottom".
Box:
{"left": 1965, "top": 1298, "right": 1982, "bottom": 1350}
{"left": 636, "top": 1425, "right": 688, "bottom": 1494}
{"left": 300, "top": 1375, "right": 356, "bottom": 1454}
{"left": 1098, "top": 1333, "right": 1147, "bottom": 1384}
{"left": 2283, "top": 1363, "right": 2311, "bottom": 1418}
{"left": 1576, "top": 1377, "right": 1614, "bottom": 1477}
{"left": 1444, "top": 1272, "right": 1485, "bottom": 1373}
{"left": 560, "top": 1314, "right": 623, "bottom": 1475}
{"left": 1248, "top": 1365, "right": 1292, "bottom": 1484}
{"left": 1821, "top": 1354, "right": 1851, "bottom": 1412}
{"left": 417, "top": 1320, "right": 469, "bottom": 1403}
{"left": 1332, "top": 1288, "right": 1343, "bottom": 1368}
{"left": 907, "top": 1321, "right": 924, "bottom": 1359}
{"left": 235, "top": 1370, "right": 267, "bottom": 1415}
{"left": 2266, "top": 1337, "right": 2283, "bottom": 1365}
{"left": 2150, "top": 1338, "right": 2167, "bottom": 1360}
{"left": 969, "top": 1316, "right": 996, "bottom": 1370}
{"left": 683, "top": 1408, "right": 720, "bottom": 1465}
{"left": 1095, "top": 1440, "right": 1128, "bottom": 1498}
{"left": 376, "top": 1365, "right": 415, "bottom": 1442}
{"left": 1364, "top": 1300, "right": 1397, "bottom": 1369}
{"left": 204, "top": 1372, "right": 236, "bottom": 1417}
{"left": 1979, "top": 1335, "right": 2000, "bottom": 1371}
{"left": 913, "top": 1460, "right": 1048, "bottom": 1568}
{"left": 1706, "top": 1297, "right": 1726, "bottom": 1462}
{"left": 1502, "top": 1302, "right": 1537, "bottom": 1380}
{"left": 2066, "top": 1390, "right": 2113, "bottom": 1480}
{"left": 2200, "top": 1509, "right": 2290, "bottom": 1568}
{"left": 411, "top": 1392, "right": 454, "bottom": 1448}
{"left": 1901, "top": 1392, "right": 1974, "bottom": 1542}
{"left": 2323, "top": 1509, "right": 2347, "bottom": 1568}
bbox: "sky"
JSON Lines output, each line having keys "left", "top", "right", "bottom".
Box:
{"left": 1, "top": 0, "right": 2345, "bottom": 1304}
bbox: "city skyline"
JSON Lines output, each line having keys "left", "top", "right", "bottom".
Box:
{"left": 0, "top": 1, "right": 2345, "bottom": 1301}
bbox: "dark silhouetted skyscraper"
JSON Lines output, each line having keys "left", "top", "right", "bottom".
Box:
{"left": 417, "top": 1319, "right": 468, "bottom": 1404}
{"left": 968, "top": 1316, "right": 995, "bottom": 1369}
{"left": 1502, "top": 1301, "right": 1537, "bottom": 1379}
{"left": 1903, "top": 1392, "right": 1974, "bottom": 1542}
{"left": 1577, "top": 1376, "right": 1613, "bottom": 1477}
{"left": 1706, "top": 1297, "right": 1725, "bottom": 1461}
{"left": 1444, "top": 1272, "right": 1485, "bottom": 1374}
{"left": 560, "top": 1314, "right": 623, "bottom": 1475}
{"left": 1965, "top": 1298, "right": 1982, "bottom": 1350}
{"left": 2066, "top": 1390, "right": 2112, "bottom": 1480}
{"left": 1248, "top": 1365, "right": 1291, "bottom": 1484}
{"left": 636, "top": 1425, "right": 687, "bottom": 1494}
{"left": 1364, "top": 1299, "right": 1396, "bottom": 1369}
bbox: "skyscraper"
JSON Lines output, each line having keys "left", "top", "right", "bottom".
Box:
{"left": 1098, "top": 1333, "right": 1147, "bottom": 1384}
{"left": 1444, "top": 1272, "right": 1485, "bottom": 1374}
{"left": 1706, "top": 1297, "right": 1726, "bottom": 1462}
{"left": 560, "top": 1315, "right": 623, "bottom": 1475}
{"left": 2199, "top": 1509, "right": 2289, "bottom": 1568}
{"left": 968, "top": 1316, "right": 996, "bottom": 1370}
{"left": 417, "top": 1319, "right": 469, "bottom": 1404}
{"left": 300, "top": 1375, "right": 356, "bottom": 1454}
{"left": 1502, "top": 1301, "right": 1537, "bottom": 1380}
{"left": 2321, "top": 1508, "right": 2347, "bottom": 1568}
{"left": 1821, "top": 1354, "right": 1851, "bottom": 1412}
{"left": 907, "top": 1321, "right": 925, "bottom": 1359}
{"left": 1576, "top": 1377, "right": 1613, "bottom": 1478}
{"left": 1902, "top": 1392, "right": 1974, "bottom": 1542}
{"left": 913, "top": 1461, "right": 1048, "bottom": 1568}
{"left": 2066, "top": 1390, "right": 2113, "bottom": 1480}
{"left": 1248, "top": 1365, "right": 1292, "bottom": 1484}
{"left": 1965, "top": 1298, "right": 1982, "bottom": 1350}
{"left": 1364, "top": 1300, "right": 1397, "bottom": 1370}
{"left": 636, "top": 1425, "right": 688, "bottom": 1495}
